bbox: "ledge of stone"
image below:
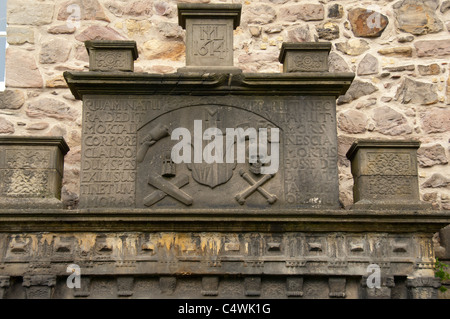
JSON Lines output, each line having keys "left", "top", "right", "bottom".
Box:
{"left": 64, "top": 71, "right": 355, "bottom": 100}
{"left": 350, "top": 200, "right": 431, "bottom": 211}
{"left": 0, "top": 198, "right": 64, "bottom": 209}
{"left": 177, "top": 3, "right": 242, "bottom": 29}
{"left": 85, "top": 40, "right": 139, "bottom": 60}
{"left": 0, "top": 208, "right": 448, "bottom": 233}
{"left": 346, "top": 139, "right": 421, "bottom": 160}
{"left": 0, "top": 136, "right": 70, "bottom": 155}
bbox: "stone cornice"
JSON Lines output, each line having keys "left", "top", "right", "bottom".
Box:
{"left": 278, "top": 42, "right": 332, "bottom": 64}
{"left": 0, "top": 208, "right": 448, "bottom": 233}
{"left": 63, "top": 71, "right": 355, "bottom": 100}
{"left": 0, "top": 136, "right": 70, "bottom": 154}
{"left": 346, "top": 139, "right": 421, "bottom": 160}
{"left": 85, "top": 40, "right": 139, "bottom": 60}
{"left": 177, "top": 3, "right": 242, "bottom": 29}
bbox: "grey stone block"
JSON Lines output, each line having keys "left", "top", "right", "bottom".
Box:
{"left": 177, "top": 4, "right": 242, "bottom": 71}
{"left": 346, "top": 140, "right": 431, "bottom": 210}
{"left": 0, "top": 136, "right": 69, "bottom": 208}
{"left": 85, "top": 40, "right": 138, "bottom": 72}
{"left": 279, "top": 42, "right": 331, "bottom": 73}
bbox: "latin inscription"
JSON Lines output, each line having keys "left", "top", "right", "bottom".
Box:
{"left": 80, "top": 99, "right": 153, "bottom": 207}
{"left": 281, "top": 100, "right": 338, "bottom": 206}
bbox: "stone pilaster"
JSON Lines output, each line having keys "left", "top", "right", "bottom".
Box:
{"left": 73, "top": 277, "right": 91, "bottom": 298}
{"left": 407, "top": 277, "right": 441, "bottom": 299}
{"left": 286, "top": 277, "right": 304, "bottom": 297}
{"left": 244, "top": 276, "right": 261, "bottom": 296}
{"left": 0, "top": 276, "right": 10, "bottom": 299}
{"left": 201, "top": 276, "right": 219, "bottom": 296}
{"left": 159, "top": 276, "right": 177, "bottom": 295}
{"left": 23, "top": 275, "right": 56, "bottom": 299}
{"left": 361, "top": 275, "right": 395, "bottom": 299}
{"left": 329, "top": 277, "right": 346, "bottom": 298}
{"left": 117, "top": 276, "right": 134, "bottom": 297}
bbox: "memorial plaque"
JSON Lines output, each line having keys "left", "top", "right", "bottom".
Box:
{"left": 79, "top": 95, "right": 339, "bottom": 208}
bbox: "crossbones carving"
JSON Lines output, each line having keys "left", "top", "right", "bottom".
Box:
{"left": 235, "top": 169, "right": 277, "bottom": 205}
{"left": 144, "top": 173, "right": 193, "bottom": 206}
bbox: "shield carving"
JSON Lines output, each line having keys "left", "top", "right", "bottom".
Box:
{"left": 187, "top": 161, "right": 236, "bottom": 188}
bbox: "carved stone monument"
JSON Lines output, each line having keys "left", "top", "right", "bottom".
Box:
{"left": 85, "top": 40, "right": 138, "bottom": 72}
{"left": 279, "top": 42, "right": 331, "bottom": 73}
{"left": 0, "top": 4, "right": 449, "bottom": 299}
{"left": 346, "top": 139, "right": 430, "bottom": 210}
{"left": 177, "top": 3, "right": 242, "bottom": 73}
{"left": 71, "top": 4, "right": 352, "bottom": 210}
{"left": 0, "top": 136, "right": 69, "bottom": 208}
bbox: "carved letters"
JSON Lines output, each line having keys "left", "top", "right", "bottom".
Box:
{"left": 186, "top": 19, "right": 234, "bottom": 67}
{"left": 193, "top": 24, "right": 228, "bottom": 60}
{"left": 282, "top": 99, "right": 338, "bottom": 206}
{"left": 80, "top": 99, "right": 149, "bottom": 208}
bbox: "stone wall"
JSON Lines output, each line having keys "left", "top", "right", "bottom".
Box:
{"left": 2, "top": 0, "right": 449, "bottom": 213}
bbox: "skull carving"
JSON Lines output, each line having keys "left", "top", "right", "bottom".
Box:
{"left": 248, "top": 144, "right": 268, "bottom": 175}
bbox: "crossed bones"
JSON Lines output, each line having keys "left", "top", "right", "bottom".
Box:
{"left": 144, "top": 169, "right": 277, "bottom": 206}
{"left": 144, "top": 173, "right": 193, "bottom": 206}
{"left": 235, "top": 169, "right": 277, "bottom": 205}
